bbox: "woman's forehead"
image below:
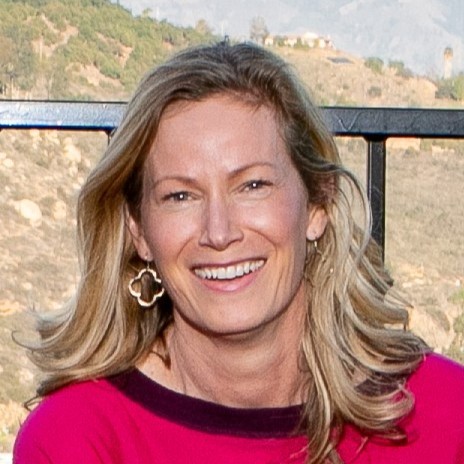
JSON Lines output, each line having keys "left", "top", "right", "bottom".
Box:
{"left": 145, "top": 96, "right": 288, "bottom": 174}
{"left": 159, "top": 93, "right": 273, "bottom": 124}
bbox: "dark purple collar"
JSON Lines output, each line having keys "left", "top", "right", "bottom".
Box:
{"left": 109, "top": 369, "right": 305, "bottom": 438}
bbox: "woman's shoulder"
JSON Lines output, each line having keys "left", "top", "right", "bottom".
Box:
{"left": 407, "top": 352, "right": 464, "bottom": 394}
{"left": 339, "top": 354, "right": 464, "bottom": 463}
{"left": 403, "top": 352, "right": 464, "bottom": 434}
{"left": 24, "top": 376, "right": 122, "bottom": 424}
{"left": 13, "top": 377, "right": 127, "bottom": 463}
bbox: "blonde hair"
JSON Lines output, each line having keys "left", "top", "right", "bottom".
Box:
{"left": 27, "top": 42, "right": 427, "bottom": 463}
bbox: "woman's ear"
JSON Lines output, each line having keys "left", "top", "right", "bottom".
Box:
{"left": 306, "top": 206, "right": 328, "bottom": 241}
{"left": 125, "top": 207, "right": 153, "bottom": 261}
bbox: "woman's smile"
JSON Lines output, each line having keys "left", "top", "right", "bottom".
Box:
{"left": 193, "top": 259, "right": 265, "bottom": 280}
{"left": 192, "top": 259, "right": 266, "bottom": 292}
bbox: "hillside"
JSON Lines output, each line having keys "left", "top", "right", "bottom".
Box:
{"left": 279, "top": 48, "right": 437, "bottom": 107}
{"left": 0, "top": 0, "right": 463, "bottom": 454}
{"left": 0, "top": 0, "right": 217, "bottom": 100}
{"left": 1, "top": 0, "right": 460, "bottom": 106}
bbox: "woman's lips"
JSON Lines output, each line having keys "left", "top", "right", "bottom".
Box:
{"left": 193, "top": 259, "right": 265, "bottom": 292}
{"left": 193, "top": 259, "right": 265, "bottom": 280}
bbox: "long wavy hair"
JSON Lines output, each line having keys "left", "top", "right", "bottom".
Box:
{"left": 27, "top": 42, "right": 427, "bottom": 463}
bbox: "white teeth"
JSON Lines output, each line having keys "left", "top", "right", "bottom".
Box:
{"left": 194, "top": 260, "right": 264, "bottom": 280}
{"left": 217, "top": 268, "right": 227, "bottom": 279}
{"left": 226, "top": 266, "right": 235, "bottom": 279}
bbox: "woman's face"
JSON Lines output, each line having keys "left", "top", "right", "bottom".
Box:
{"left": 128, "top": 95, "right": 327, "bottom": 337}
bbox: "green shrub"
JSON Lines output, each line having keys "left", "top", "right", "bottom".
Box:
{"left": 367, "top": 85, "right": 382, "bottom": 98}
{"left": 388, "top": 60, "right": 414, "bottom": 78}
{"left": 365, "top": 56, "right": 384, "bottom": 74}
{"left": 450, "top": 288, "right": 464, "bottom": 307}
{"left": 435, "top": 75, "right": 464, "bottom": 100}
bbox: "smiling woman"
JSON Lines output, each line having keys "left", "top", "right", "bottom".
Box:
{"left": 14, "top": 42, "right": 464, "bottom": 464}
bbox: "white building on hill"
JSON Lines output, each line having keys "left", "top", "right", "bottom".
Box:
{"left": 265, "top": 31, "right": 334, "bottom": 49}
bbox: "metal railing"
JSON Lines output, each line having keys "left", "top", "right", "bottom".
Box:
{"left": 2, "top": 100, "right": 464, "bottom": 253}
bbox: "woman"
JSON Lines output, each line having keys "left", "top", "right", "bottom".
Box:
{"left": 14, "top": 42, "right": 464, "bottom": 463}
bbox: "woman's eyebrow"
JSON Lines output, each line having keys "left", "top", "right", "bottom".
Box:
{"left": 228, "top": 161, "right": 278, "bottom": 179}
{"left": 149, "top": 174, "right": 199, "bottom": 190}
{"left": 149, "top": 161, "right": 278, "bottom": 189}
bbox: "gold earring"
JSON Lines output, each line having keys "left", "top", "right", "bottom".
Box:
{"left": 314, "top": 240, "right": 322, "bottom": 256}
{"left": 129, "top": 261, "right": 165, "bottom": 308}
{"left": 313, "top": 239, "right": 327, "bottom": 263}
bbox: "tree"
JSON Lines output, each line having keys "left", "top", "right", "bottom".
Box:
{"left": 453, "top": 74, "right": 464, "bottom": 100}
{"left": 195, "top": 19, "right": 212, "bottom": 35}
{"left": 364, "top": 56, "right": 384, "bottom": 74}
{"left": 249, "top": 16, "right": 268, "bottom": 45}
{"left": 388, "top": 60, "right": 414, "bottom": 79}
{"left": 434, "top": 74, "right": 464, "bottom": 101}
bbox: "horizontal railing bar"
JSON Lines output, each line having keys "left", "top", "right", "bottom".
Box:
{"left": 0, "top": 100, "right": 124, "bottom": 132}
{"left": 2, "top": 101, "right": 464, "bottom": 139}
{"left": 324, "top": 107, "right": 464, "bottom": 138}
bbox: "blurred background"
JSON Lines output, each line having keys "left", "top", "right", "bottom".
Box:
{"left": 0, "top": 0, "right": 463, "bottom": 456}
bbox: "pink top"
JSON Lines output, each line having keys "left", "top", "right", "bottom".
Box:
{"left": 14, "top": 353, "right": 464, "bottom": 463}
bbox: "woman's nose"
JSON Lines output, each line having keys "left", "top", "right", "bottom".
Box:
{"left": 198, "top": 195, "right": 244, "bottom": 250}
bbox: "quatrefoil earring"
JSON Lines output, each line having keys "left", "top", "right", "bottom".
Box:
{"left": 128, "top": 261, "right": 165, "bottom": 308}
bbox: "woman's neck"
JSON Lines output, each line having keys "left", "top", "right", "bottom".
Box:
{"left": 139, "top": 291, "right": 308, "bottom": 408}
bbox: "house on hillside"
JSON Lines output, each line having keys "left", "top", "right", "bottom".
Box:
{"left": 283, "top": 35, "right": 299, "bottom": 47}
{"left": 264, "top": 36, "right": 274, "bottom": 46}
{"left": 265, "top": 31, "right": 334, "bottom": 49}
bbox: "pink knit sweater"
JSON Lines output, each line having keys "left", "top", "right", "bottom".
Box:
{"left": 14, "top": 353, "right": 464, "bottom": 463}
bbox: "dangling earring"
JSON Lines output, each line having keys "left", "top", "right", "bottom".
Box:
{"left": 312, "top": 240, "right": 333, "bottom": 273}
{"left": 314, "top": 240, "right": 323, "bottom": 258}
{"left": 312, "top": 239, "right": 327, "bottom": 264}
{"left": 129, "top": 261, "right": 165, "bottom": 308}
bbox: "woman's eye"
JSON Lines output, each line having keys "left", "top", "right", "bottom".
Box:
{"left": 244, "top": 179, "right": 272, "bottom": 191}
{"left": 163, "top": 191, "right": 191, "bottom": 202}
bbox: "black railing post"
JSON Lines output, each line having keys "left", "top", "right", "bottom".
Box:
{"left": 365, "top": 136, "right": 387, "bottom": 256}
